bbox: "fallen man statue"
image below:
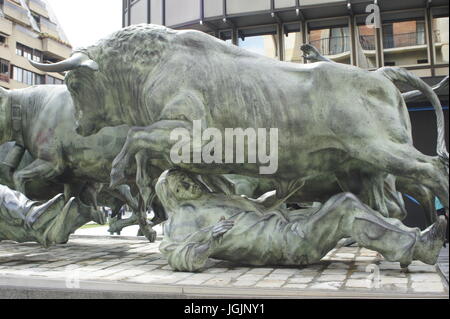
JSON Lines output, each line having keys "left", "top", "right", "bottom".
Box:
{"left": 0, "top": 184, "right": 105, "bottom": 247}
{"left": 156, "top": 169, "right": 447, "bottom": 272}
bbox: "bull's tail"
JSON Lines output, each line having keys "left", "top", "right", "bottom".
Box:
{"left": 376, "top": 67, "right": 449, "bottom": 165}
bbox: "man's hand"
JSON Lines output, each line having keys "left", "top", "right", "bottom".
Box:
{"left": 212, "top": 217, "right": 234, "bottom": 239}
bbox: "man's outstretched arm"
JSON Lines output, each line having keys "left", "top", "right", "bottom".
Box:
{"left": 160, "top": 219, "right": 234, "bottom": 272}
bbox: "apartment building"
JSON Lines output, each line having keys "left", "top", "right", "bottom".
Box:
{"left": 0, "top": 0, "right": 72, "bottom": 89}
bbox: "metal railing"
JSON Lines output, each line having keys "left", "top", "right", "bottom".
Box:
{"left": 0, "top": 73, "right": 10, "bottom": 83}
{"left": 359, "top": 35, "right": 376, "bottom": 50}
{"left": 310, "top": 31, "right": 433, "bottom": 56}
{"left": 309, "top": 36, "right": 351, "bottom": 56}
{"left": 309, "top": 35, "right": 376, "bottom": 55}
{"left": 383, "top": 31, "right": 426, "bottom": 49}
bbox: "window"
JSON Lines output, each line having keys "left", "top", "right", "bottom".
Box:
{"left": 0, "top": 59, "right": 8, "bottom": 74}
{"left": 16, "top": 43, "right": 42, "bottom": 62}
{"left": 382, "top": 11, "right": 429, "bottom": 67}
{"left": 32, "top": 49, "right": 42, "bottom": 62}
{"left": 432, "top": 16, "right": 449, "bottom": 64}
{"left": 308, "top": 26, "right": 351, "bottom": 64}
{"left": 0, "top": 59, "right": 9, "bottom": 83}
{"left": 219, "top": 30, "right": 233, "bottom": 44}
{"left": 11, "top": 66, "right": 50, "bottom": 86}
{"left": 238, "top": 26, "right": 279, "bottom": 59}
{"left": 0, "top": 35, "right": 6, "bottom": 45}
{"left": 32, "top": 13, "right": 41, "bottom": 27}
{"left": 283, "top": 23, "right": 303, "bottom": 63}
{"left": 35, "top": 74, "right": 45, "bottom": 85}
{"left": 45, "top": 75, "right": 63, "bottom": 85}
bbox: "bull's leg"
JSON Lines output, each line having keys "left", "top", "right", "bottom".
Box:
{"left": 336, "top": 171, "right": 396, "bottom": 218}
{"left": 13, "top": 159, "right": 63, "bottom": 194}
{"left": 111, "top": 120, "right": 193, "bottom": 188}
{"left": 349, "top": 141, "right": 449, "bottom": 213}
{"left": 135, "top": 150, "right": 153, "bottom": 210}
{"left": 110, "top": 185, "right": 139, "bottom": 212}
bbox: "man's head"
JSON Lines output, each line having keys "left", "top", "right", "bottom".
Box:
{"left": 156, "top": 169, "right": 207, "bottom": 210}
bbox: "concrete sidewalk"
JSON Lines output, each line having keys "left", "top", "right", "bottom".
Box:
{"left": 0, "top": 235, "right": 448, "bottom": 299}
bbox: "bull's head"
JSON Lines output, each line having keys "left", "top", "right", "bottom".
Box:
{"left": 29, "top": 52, "right": 103, "bottom": 136}
{"left": 0, "top": 87, "right": 10, "bottom": 144}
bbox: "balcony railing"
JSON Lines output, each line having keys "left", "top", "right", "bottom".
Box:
{"left": 310, "top": 35, "right": 376, "bottom": 55}
{"left": 309, "top": 36, "right": 351, "bottom": 56}
{"left": 0, "top": 73, "right": 10, "bottom": 83}
{"left": 383, "top": 31, "right": 426, "bottom": 49}
{"left": 310, "top": 30, "right": 435, "bottom": 56}
{"left": 359, "top": 35, "right": 376, "bottom": 50}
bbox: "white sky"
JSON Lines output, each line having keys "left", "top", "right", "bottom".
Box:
{"left": 44, "top": 0, "right": 122, "bottom": 49}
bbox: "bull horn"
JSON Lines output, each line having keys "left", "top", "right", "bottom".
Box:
{"left": 29, "top": 52, "right": 98, "bottom": 72}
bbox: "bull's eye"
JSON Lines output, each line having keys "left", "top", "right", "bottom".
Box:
{"left": 181, "top": 181, "right": 190, "bottom": 190}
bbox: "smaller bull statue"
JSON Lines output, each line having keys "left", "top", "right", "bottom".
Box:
{"left": 156, "top": 169, "right": 447, "bottom": 272}
{"left": 0, "top": 184, "right": 105, "bottom": 247}
{"left": 0, "top": 85, "right": 164, "bottom": 241}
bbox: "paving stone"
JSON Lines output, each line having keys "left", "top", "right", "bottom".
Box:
{"left": 203, "top": 277, "right": 233, "bottom": 286}
{"left": 146, "top": 259, "right": 168, "bottom": 266}
{"left": 204, "top": 267, "right": 234, "bottom": 274}
{"left": 345, "top": 279, "right": 372, "bottom": 289}
{"left": 380, "top": 284, "right": 408, "bottom": 293}
{"left": 309, "top": 282, "right": 343, "bottom": 290}
{"left": 237, "top": 274, "right": 265, "bottom": 281}
{"left": 382, "top": 271, "right": 406, "bottom": 278}
{"left": 349, "top": 272, "right": 371, "bottom": 279}
{"left": 380, "top": 276, "right": 408, "bottom": 285}
{"left": 288, "top": 276, "right": 314, "bottom": 284}
{"left": 245, "top": 268, "right": 274, "bottom": 276}
{"left": 176, "top": 274, "right": 215, "bottom": 286}
{"left": 316, "top": 274, "right": 347, "bottom": 282}
{"left": 322, "top": 268, "right": 349, "bottom": 275}
{"left": 265, "top": 274, "right": 292, "bottom": 281}
{"left": 232, "top": 280, "right": 258, "bottom": 287}
{"left": 411, "top": 282, "right": 445, "bottom": 293}
{"left": 409, "top": 273, "right": 443, "bottom": 282}
{"left": 284, "top": 284, "right": 308, "bottom": 289}
{"left": 255, "top": 280, "right": 285, "bottom": 288}
{"left": 271, "top": 268, "right": 300, "bottom": 275}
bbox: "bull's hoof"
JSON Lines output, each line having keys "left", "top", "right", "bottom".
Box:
{"left": 147, "top": 228, "right": 157, "bottom": 243}
{"left": 139, "top": 226, "right": 157, "bottom": 243}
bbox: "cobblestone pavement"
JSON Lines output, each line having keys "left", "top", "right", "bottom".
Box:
{"left": 0, "top": 236, "right": 448, "bottom": 298}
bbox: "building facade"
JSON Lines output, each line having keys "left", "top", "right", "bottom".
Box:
{"left": 122, "top": 0, "right": 449, "bottom": 228}
{"left": 0, "top": 0, "right": 72, "bottom": 89}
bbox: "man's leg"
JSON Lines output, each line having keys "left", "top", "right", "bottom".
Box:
{"left": 302, "top": 193, "right": 446, "bottom": 267}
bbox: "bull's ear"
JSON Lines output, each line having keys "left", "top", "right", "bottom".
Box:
{"left": 81, "top": 59, "right": 99, "bottom": 71}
